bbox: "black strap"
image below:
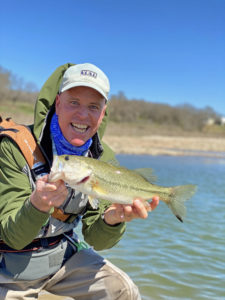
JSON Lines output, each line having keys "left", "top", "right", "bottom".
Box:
{"left": 0, "top": 230, "right": 73, "bottom": 253}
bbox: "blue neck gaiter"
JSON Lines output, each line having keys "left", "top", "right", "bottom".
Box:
{"left": 50, "top": 113, "right": 92, "bottom": 156}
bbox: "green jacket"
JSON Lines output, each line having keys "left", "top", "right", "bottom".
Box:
{"left": 0, "top": 63, "right": 126, "bottom": 251}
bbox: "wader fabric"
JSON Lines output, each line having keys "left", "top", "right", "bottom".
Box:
{"left": 0, "top": 245, "right": 141, "bottom": 300}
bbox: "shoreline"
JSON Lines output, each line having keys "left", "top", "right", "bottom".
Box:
{"left": 103, "top": 135, "right": 225, "bottom": 158}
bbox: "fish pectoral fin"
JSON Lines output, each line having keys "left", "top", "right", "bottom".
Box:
{"left": 88, "top": 196, "right": 99, "bottom": 209}
{"left": 134, "top": 168, "right": 157, "bottom": 183}
{"left": 92, "top": 182, "right": 108, "bottom": 196}
{"left": 88, "top": 183, "right": 107, "bottom": 209}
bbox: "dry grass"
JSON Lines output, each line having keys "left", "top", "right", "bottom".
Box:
{"left": 103, "top": 122, "right": 225, "bottom": 157}
{"left": 0, "top": 101, "right": 34, "bottom": 125}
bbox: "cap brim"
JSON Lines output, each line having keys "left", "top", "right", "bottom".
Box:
{"left": 60, "top": 81, "right": 108, "bottom": 101}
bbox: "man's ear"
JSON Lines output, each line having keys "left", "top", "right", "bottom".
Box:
{"left": 101, "top": 104, "right": 107, "bottom": 120}
{"left": 103, "top": 104, "right": 107, "bottom": 114}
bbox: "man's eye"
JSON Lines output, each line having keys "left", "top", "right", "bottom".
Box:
{"left": 71, "top": 101, "right": 79, "bottom": 105}
{"left": 90, "top": 105, "right": 99, "bottom": 110}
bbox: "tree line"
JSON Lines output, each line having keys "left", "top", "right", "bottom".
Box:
{"left": 108, "top": 92, "right": 220, "bottom": 132}
{"left": 0, "top": 66, "right": 221, "bottom": 132}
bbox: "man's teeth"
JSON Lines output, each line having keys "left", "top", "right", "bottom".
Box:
{"left": 72, "top": 123, "right": 88, "bottom": 133}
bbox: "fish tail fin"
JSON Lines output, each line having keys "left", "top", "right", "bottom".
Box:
{"left": 167, "top": 184, "right": 197, "bottom": 222}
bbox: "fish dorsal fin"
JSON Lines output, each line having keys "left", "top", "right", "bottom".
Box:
{"left": 134, "top": 168, "right": 157, "bottom": 183}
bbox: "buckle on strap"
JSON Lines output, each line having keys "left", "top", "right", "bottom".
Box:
{"left": 63, "top": 233, "right": 89, "bottom": 252}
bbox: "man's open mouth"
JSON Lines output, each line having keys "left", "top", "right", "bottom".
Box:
{"left": 71, "top": 123, "right": 89, "bottom": 133}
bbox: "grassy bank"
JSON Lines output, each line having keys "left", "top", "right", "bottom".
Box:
{"left": 0, "top": 100, "right": 34, "bottom": 124}
{"left": 105, "top": 120, "right": 225, "bottom": 138}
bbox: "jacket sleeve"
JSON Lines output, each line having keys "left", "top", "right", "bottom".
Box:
{"left": 0, "top": 138, "right": 50, "bottom": 250}
{"left": 82, "top": 200, "right": 126, "bottom": 251}
{"left": 81, "top": 141, "right": 126, "bottom": 251}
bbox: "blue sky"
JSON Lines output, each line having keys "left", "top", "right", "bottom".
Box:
{"left": 1, "top": 0, "right": 224, "bottom": 115}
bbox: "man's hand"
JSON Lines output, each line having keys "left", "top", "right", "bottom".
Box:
{"left": 103, "top": 196, "right": 160, "bottom": 226}
{"left": 30, "top": 175, "right": 68, "bottom": 213}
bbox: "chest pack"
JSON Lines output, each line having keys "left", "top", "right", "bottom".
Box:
{"left": 0, "top": 116, "right": 70, "bottom": 222}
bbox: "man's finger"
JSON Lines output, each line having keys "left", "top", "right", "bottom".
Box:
{"left": 149, "top": 196, "right": 160, "bottom": 211}
{"left": 133, "top": 199, "right": 148, "bottom": 219}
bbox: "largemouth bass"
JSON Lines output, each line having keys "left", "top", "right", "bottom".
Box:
{"left": 49, "top": 155, "right": 197, "bottom": 222}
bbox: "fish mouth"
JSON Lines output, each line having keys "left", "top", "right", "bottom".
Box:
{"left": 71, "top": 123, "right": 89, "bottom": 133}
{"left": 77, "top": 176, "right": 90, "bottom": 184}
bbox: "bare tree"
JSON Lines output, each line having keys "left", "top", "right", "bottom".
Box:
{"left": 0, "top": 65, "right": 39, "bottom": 103}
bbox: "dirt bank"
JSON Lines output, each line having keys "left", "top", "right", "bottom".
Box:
{"left": 103, "top": 135, "right": 225, "bottom": 157}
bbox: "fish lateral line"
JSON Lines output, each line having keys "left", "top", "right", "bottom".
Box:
{"left": 94, "top": 174, "right": 161, "bottom": 195}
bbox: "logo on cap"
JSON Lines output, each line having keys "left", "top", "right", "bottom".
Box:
{"left": 81, "top": 70, "right": 97, "bottom": 78}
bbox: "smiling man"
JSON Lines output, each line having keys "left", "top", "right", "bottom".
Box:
{"left": 55, "top": 86, "right": 107, "bottom": 147}
{"left": 0, "top": 63, "right": 159, "bottom": 299}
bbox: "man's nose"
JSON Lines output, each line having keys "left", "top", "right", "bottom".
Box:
{"left": 75, "top": 107, "right": 88, "bottom": 119}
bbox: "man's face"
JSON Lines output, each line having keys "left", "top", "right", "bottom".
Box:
{"left": 55, "top": 86, "right": 107, "bottom": 147}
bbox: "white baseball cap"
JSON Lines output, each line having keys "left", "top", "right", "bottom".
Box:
{"left": 59, "top": 63, "right": 110, "bottom": 101}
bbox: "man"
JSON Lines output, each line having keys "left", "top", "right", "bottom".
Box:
{"left": 0, "top": 63, "right": 159, "bottom": 299}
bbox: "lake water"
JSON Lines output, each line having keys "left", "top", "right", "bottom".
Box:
{"left": 97, "top": 154, "right": 225, "bottom": 300}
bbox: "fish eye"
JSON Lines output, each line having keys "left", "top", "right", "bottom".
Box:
{"left": 65, "top": 156, "right": 69, "bottom": 161}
